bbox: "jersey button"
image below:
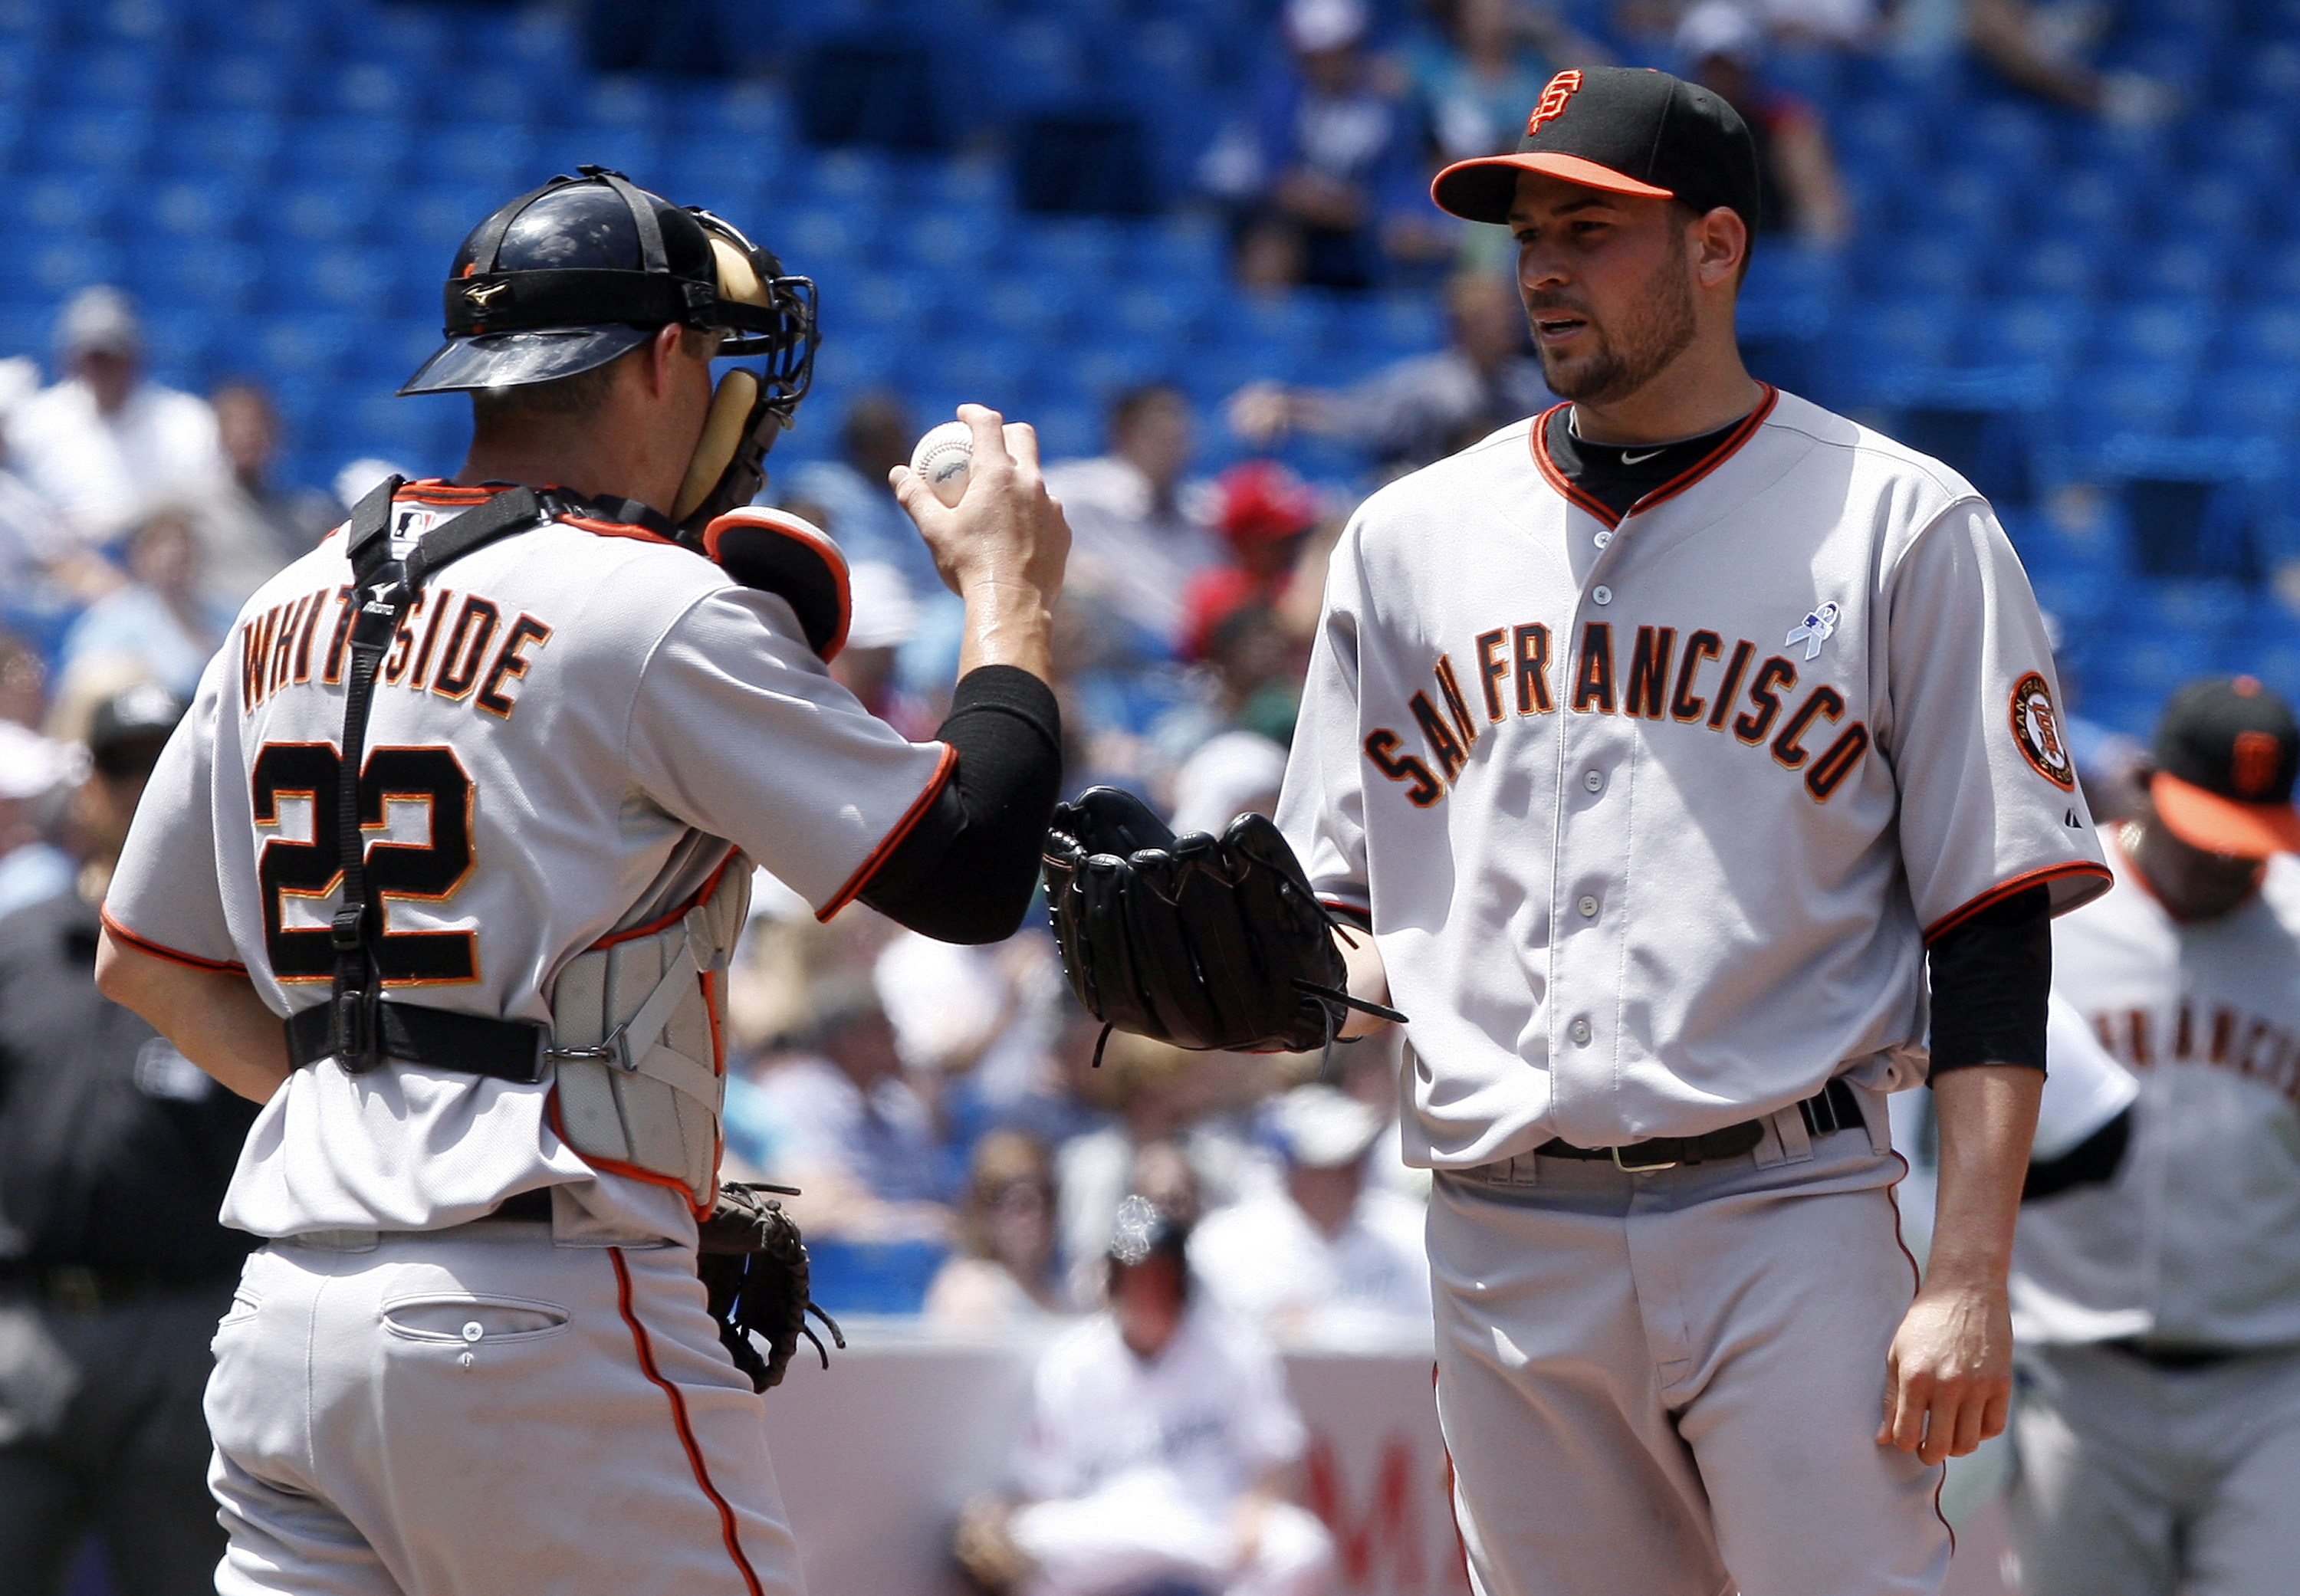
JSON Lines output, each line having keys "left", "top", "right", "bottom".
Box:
{"left": 1582, "top": 769, "right": 1603, "bottom": 793}
{"left": 1592, "top": 585, "right": 1612, "bottom": 606}
{"left": 1569, "top": 1019, "right": 1592, "bottom": 1046}
{"left": 1577, "top": 895, "right": 1598, "bottom": 918}
{"left": 1594, "top": 530, "right": 1612, "bottom": 549}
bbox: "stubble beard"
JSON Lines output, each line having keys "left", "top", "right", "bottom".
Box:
{"left": 1532, "top": 238, "right": 1700, "bottom": 407}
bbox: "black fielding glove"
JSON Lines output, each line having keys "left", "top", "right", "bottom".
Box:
{"left": 1042, "top": 786, "right": 1403, "bottom": 1059}
{"left": 695, "top": 1183, "right": 844, "bottom": 1392}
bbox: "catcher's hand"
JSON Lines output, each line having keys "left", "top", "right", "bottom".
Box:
{"left": 1042, "top": 786, "right": 1404, "bottom": 1059}
{"left": 695, "top": 1183, "right": 844, "bottom": 1393}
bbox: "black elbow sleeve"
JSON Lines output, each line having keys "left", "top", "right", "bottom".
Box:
{"left": 1927, "top": 885, "right": 2052, "bottom": 1077}
{"left": 859, "top": 666, "right": 1063, "bottom": 944}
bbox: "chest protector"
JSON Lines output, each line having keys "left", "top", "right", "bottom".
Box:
{"left": 284, "top": 478, "right": 843, "bottom": 1210}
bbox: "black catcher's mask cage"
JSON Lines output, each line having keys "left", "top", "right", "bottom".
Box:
{"left": 399, "top": 166, "right": 819, "bottom": 534}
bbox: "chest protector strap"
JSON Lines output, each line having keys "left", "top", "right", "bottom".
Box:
{"left": 294, "top": 476, "right": 554, "bottom": 1079}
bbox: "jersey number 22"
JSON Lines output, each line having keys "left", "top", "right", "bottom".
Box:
{"left": 252, "top": 741, "right": 478, "bottom": 984}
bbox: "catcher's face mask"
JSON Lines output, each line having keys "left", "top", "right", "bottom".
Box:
{"left": 670, "top": 209, "right": 818, "bottom": 535}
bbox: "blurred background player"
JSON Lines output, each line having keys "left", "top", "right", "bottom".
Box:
{"left": 954, "top": 1197, "right": 1336, "bottom": 1596}
{"left": 0, "top": 685, "right": 258, "bottom": 1596}
{"left": 2006, "top": 675, "right": 2300, "bottom": 1596}
{"left": 1189, "top": 1084, "right": 1431, "bottom": 1347}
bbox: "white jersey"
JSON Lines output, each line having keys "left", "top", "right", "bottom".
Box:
{"left": 1188, "top": 1187, "right": 1431, "bottom": 1342}
{"left": 106, "top": 481, "right": 951, "bottom": 1243}
{"left": 1013, "top": 1302, "right": 1306, "bottom": 1517}
{"left": 1277, "top": 389, "right": 2108, "bottom": 1166}
{"left": 2013, "top": 839, "right": 2300, "bottom": 1348}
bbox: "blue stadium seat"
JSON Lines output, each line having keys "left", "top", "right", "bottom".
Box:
{"left": 803, "top": 1239, "right": 946, "bottom": 1318}
{"left": 1021, "top": 218, "right": 1122, "bottom": 280}
{"left": 910, "top": 335, "right": 1032, "bottom": 410}
{"left": 150, "top": 176, "right": 250, "bottom": 242}
{"left": 835, "top": 270, "right": 939, "bottom": 335}
{"left": 277, "top": 116, "right": 412, "bottom": 187}
{"left": 672, "top": 133, "right": 786, "bottom": 204}
{"left": 2031, "top": 166, "right": 2131, "bottom": 245}
{"left": 177, "top": 53, "right": 293, "bottom": 115}
{"left": 1994, "top": 235, "right": 2101, "bottom": 300}
{"left": 2223, "top": 305, "right": 2300, "bottom": 366}
{"left": 1976, "top": 298, "right": 2094, "bottom": 373}
{"left": 2129, "top": 242, "right": 2232, "bottom": 303}
{"left": 39, "top": 42, "right": 164, "bottom": 107}
{"left": 26, "top": 105, "right": 153, "bottom": 174}
{"left": 2201, "top": 110, "right": 2291, "bottom": 190}
{"left": 130, "top": 238, "right": 258, "bottom": 315}
{"left": 2164, "top": 172, "right": 2260, "bottom": 244}
{"left": 2059, "top": 365, "right": 2193, "bottom": 442}
{"left": 1852, "top": 236, "right": 1977, "bottom": 300}
{"left": 14, "top": 172, "right": 116, "bottom": 234}
{"left": 150, "top": 110, "right": 282, "bottom": 176}
{"left": 1960, "top": 103, "right": 2056, "bottom": 186}
{"left": 909, "top": 205, "right": 1007, "bottom": 271}
{"left": 274, "top": 182, "right": 383, "bottom": 248}
{"left": 1832, "top": 294, "right": 1960, "bottom": 375}
{"left": 2117, "top": 303, "right": 2220, "bottom": 372}
{"left": 2238, "top": 239, "right": 2300, "bottom": 304}
{"left": 981, "top": 273, "right": 1084, "bottom": 340}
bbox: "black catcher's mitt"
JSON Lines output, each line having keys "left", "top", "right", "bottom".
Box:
{"left": 695, "top": 1183, "right": 844, "bottom": 1393}
{"left": 1042, "top": 786, "right": 1404, "bottom": 1059}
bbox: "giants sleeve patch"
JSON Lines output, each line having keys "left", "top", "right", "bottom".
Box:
{"left": 2010, "top": 672, "right": 2076, "bottom": 790}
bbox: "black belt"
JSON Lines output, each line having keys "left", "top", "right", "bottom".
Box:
{"left": 2101, "top": 1338, "right": 2252, "bottom": 1371}
{"left": 1536, "top": 1078, "right": 1864, "bottom": 1172}
{"left": 286, "top": 1000, "right": 550, "bottom": 1083}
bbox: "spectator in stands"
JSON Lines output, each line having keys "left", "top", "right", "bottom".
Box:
{"left": 1228, "top": 270, "right": 1552, "bottom": 475}
{"left": 830, "top": 560, "right": 938, "bottom": 741}
{"left": 193, "top": 383, "right": 339, "bottom": 608}
{"left": 1191, "top": 1085, "right": 1431, "bottom": 1345}
{"left": 736, "top": 972, "right": 952, "bottom": 1240}
{"left": 6, "top": 289, "right": 225, "bottom": 548}
{"left": 0, "top": 685, "right": 260, "bottom": 1596}
{"left": 1405, "top": 0, "right": 1604, "bottom": 166}
{"left": 1964, "top": 0, "right": 2170, "bottom": 122}
{"left": 925, "top": 1131, "right": 1068, "bottom": 1328}
{"left": 1677, "top": 2, "right": 1851, "bottom": 248}
{"left": 0, "top": 720, "right": 77, "bottom": 924}
{"left": 1056, "top": 1034, "right": 1276, "bottom": 1305}
{"left": 1208, "top": 0, "right": 1451, "bottom": 291}
{"left": 954, "top": 1197, "right": 1336, "bottom": 1596}
{"left": 58, "top": 510, "right": 232, "bottom": 703}
{"left": 784, "top": 391, "right": 944, "bottom": 599}
{"left": 1044, "top": 384, "right": 1222, "bottom": 658}
{"left": 0, "top": 633, "right": 43, "bottom": 731}
{"left": 1165, "top": 604, "right": 1303, "bottom": 835}
{"left": 1180, "top": 463, "right": 1321, "bottom": 665}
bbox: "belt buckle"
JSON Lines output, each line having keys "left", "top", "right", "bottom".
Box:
{"left": 1610, "top": 1143, "right": 1678, "bottom": 1174}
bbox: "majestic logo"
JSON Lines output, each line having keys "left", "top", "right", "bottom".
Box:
{"left": 1786, "top": 602, "right": 1839, "bottom": 662}
{"left": 1525, "top": 71, "right": 1583, "bottom": 137}
{"left": 463, "top": 280, "right": 509, "bottom": 308}
{"left": 2232, "top": 729, "right": 2282, "bottom": 797}
{"left": 2010, "top": 672, "right": 2075, "bottom": 790}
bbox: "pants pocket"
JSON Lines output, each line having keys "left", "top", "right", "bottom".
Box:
{"left": 380, "top": 1293, "right": 571, "bottom": 1347}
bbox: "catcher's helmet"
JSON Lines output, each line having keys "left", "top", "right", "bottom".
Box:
{"left": 398, "top": 165, "right": 816, "bottom": 413}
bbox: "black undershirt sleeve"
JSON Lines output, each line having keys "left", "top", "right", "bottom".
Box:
{"left": 858, "top": 665, "right": 1063, "bottom": 945}
{"left": 1926, "top": 885, "right": 2052, "bottom": 1077}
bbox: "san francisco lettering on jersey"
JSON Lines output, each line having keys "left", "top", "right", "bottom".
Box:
{"left": 238, "top": 583, "right": 553, "bottom": 721}
{"left": 1364, "top": 616, "right": 1871, "bottom": 808}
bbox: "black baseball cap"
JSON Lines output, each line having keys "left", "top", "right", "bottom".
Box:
{"left": 1431, "top": 65, "right": 1760, "bottom": 237}
{"left": 2150, "top": 675, "right": 2300, "bottom": 857}
{"left": 87, "top": 682, "right": 184, "bottom": 775}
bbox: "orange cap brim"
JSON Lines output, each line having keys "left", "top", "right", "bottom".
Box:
{"left": 2150, "top": 770, "right": 2300, "bottom": 858}
{"left": 1431, "top": 152, "right": 1675, "bottom": 223}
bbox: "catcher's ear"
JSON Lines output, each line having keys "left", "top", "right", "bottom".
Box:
{"left": 699, "top": 507, "right": 851, "bottom": 662}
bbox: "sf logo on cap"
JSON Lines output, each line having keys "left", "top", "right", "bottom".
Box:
{"left": 2233, "top": 730, "right": 2281, "bottom": 797}
{"left": 1526, "top": 70, "right": 1582, "bottom": 136}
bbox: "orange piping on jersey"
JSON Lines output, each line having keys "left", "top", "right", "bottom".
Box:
{"left": 1527, "top": 405, "right": 1622, "bottom": 526}
{"left": 608, "top": 1248, "right": 769, "bottom": 1596}
{"left": 817, "top": 741, "right": 960, "bottom": 922}
{"left": 590, "top": 852, "right": 740, "bottom": 951}
{"left": 1526, "top": 386, "right": 1779, "bottom": 530}
{"left": 545, "top": 1084, "right": 715, "bottom": 1219}
{"left": 702, "top": 511, "right": 854, "bottom": 662}
{"left": 560, "top": 514, "right": 678, "bottom": 546}
{"left": 97, "top": 907, "right": 248, "bottom": 974}
{"left": 1921, "top": 859, "right": 2114, "bottom": 943}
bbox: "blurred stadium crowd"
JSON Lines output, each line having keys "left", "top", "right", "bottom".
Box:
{"left": 2, "top": 0, "right": 2298, "bottom": 1591}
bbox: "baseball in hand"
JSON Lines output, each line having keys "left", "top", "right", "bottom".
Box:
{"left": 910, "top": 420, "right": 974, "bottom": 508}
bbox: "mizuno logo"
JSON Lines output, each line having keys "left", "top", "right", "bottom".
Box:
{"left": 464, "top": 281, "right": 509, "bottom": 307}
{"left": 1620, "top": 448, "right": 1664, "bottom": 465}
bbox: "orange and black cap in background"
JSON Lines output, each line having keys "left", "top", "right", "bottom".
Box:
{"left": 1431, "top": 65, "right": 1760, "bottom": 239}
{"left": 2150, "top": 675, "right": 2300, "bottom": 858}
